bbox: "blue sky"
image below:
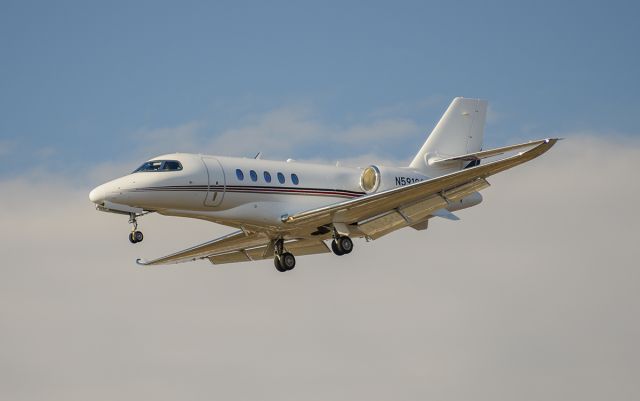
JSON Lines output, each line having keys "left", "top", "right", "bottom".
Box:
{"left": 1, "top": 0, "right": 639, "bottom": 180}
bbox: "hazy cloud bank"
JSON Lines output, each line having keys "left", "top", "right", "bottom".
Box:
{"left": 132, "top": 106, "right": 421, "bottom": 162}
{"left": 0, "top": 134, "right": 638, "bottom": 401}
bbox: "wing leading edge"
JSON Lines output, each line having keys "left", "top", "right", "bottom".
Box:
{"left": 427, "top": 138, "right": 550, "bottom": 164}
{"left": 136, "top": 230, "right": 269, "bottom": 266}
{"left": 282, "top": 138, "right": 558, "bottom": 228}
{"left": 136, "top": 231, "right": 331, "bottom": 266}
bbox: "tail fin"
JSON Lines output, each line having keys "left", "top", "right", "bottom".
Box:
{"left": 409, "top": 97, "right": 487, "bottom": 174}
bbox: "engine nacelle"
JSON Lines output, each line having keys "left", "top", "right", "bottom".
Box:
{"left": 447, "top": 191, "right": 483, "bottom": 211}
{"left": 359, "top": 165, "right": 428, "bottom": 194}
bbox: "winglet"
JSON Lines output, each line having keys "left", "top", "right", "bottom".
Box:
{"left": 136, "top": 258, "right": 149, "bottom": 266}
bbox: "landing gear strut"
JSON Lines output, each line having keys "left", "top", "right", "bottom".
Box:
{"left": 273, "top": 239, "right": 296, "bottom": 272}
{"left": 128, "top": 213, "right": 144, "bottom": 244}
{"left": 331, "top": 235, "right": 353, "bottom": 256}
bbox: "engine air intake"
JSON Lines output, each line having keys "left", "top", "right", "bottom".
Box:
{"left": 360, "top": 166, "right": 380, "bottom": 193}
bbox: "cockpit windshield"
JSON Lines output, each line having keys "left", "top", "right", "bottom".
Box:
{"left": 133, "top": 160, "right": 183, "bottom": 173}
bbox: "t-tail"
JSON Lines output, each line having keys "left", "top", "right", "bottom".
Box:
{"left": 409, "top": 97, "right": 488, "bottom": 175}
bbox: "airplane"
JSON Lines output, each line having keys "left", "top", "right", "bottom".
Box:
{"left": 89, "top": 97, "right": 558, "bottom": 272}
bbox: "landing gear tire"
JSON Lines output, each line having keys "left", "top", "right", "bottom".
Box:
{"left": 331, "top": 240, "right": 345, "bottom": 256}
{"left": 128, "top": 213, "right": 144, "bottom": 244}
{"left": 129, "top": 231, "right": 144, "bottom": 244}
{"left": 274, "top": 252, "right": 296, "bottom": 272}
{"left": 280, "top": 252, "right": 296, "bottom": 271}
{"left": 337, "top": 236, "right": 353, "bottom": 254}
{"left": 274, "top": 256, "right": 287, "bottom": 272}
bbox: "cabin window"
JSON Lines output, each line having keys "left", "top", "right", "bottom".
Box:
{"left": 236, "top": 169, "right": 244, "bottom": 181}
{"left": 264, "top": 171, "right": 272, "bottom": 183}
{"left": 277, "top": 172, "right": 285, "bottom": 184}
{"left": 250, "top": 170, "right": 258, "bottom": 182}
{"left": 291, "top": 173, "right": 299, "bottom": 185}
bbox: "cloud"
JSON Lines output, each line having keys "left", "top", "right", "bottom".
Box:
{"left": 208, "top": 106, "right": 421, "bottom": 159}
{"left": 78, "top": 122, "right": 213, "bottom": 184}
{"left": 0, "top": 135, "right": 638, "bottom": 401}
{"left": 486, "top": 103, "right": 506, "bottom": 125}
{"left": 122, "top": 106, "right": 421, "bottom": 163}
{"left": 134, "top": 121, "right": 204, "bottom": 157}
{"left": 339, "top": 118, "right": 419, "bottom": 144}
{"left": 208, "top": 106, "right": 323, "bottom": 156}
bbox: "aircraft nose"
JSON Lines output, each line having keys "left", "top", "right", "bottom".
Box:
{"left": 89, "top": 186, "right": 105, "bottom": 204}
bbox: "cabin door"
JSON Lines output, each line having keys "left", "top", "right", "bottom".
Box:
{"left": 202, "top": 157, "right": 226, "bottom": 207}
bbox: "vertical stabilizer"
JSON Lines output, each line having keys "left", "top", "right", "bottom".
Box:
{"left": 409, "top": 97, "right": 487, "bottom": 174}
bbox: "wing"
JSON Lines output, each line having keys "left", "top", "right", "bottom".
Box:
{"left": 282, "top": 138, "right": 558, "bottom": 238}
{"left": 136, "top": 230, "right": 267, "bottom": 265}
{"left": 427, "top": 138, "right": 548, "bottom": 164}
{"left": 136, "top": 230, "right": 330, "bottom": 266}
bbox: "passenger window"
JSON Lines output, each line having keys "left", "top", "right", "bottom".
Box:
{"left": 250, "top": 170, "right": 258, "bottom": 182}
{"left": 236, "top": 169, "right": 244, "bottom": 181}
{"left": 277, "top": 172, "right": 285, "bottom": 184}
{"left": 291, "top": 173, "right": 299, "bottom": 185}
{"left": 264, "top": 171, "right": 272, "bottom": 183}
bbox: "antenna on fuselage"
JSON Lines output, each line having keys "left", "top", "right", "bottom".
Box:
{"left": 254, "top": 152, "right": 262, "bottom": 159}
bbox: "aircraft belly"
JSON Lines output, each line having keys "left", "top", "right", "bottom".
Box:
{"left": 224, "top": 196, "right": 343, "bottom": 226}
{"left": 154, "top": 192, "right": 349, "bottom": 233}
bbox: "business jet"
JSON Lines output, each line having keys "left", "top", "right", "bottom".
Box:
{"left": 89, "top": 97, "right": 558, "bottom": 272}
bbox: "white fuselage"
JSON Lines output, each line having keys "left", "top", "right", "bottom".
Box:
{"left": 89, "top": 153, "right": 449, "bottom": 228}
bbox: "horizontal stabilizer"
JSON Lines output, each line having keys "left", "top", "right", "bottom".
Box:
{"left": 428, "top": 138, "right": 554, "bottom": 165}
{"left": 431, "top": 209, "right": 460, "bottom": 220}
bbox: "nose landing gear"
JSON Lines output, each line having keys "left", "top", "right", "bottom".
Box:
{"left": 128, "top": 213, "right": 144, "bottom": 244}
{"left": 129, "top": 230, "right": 144, "bottom": 244}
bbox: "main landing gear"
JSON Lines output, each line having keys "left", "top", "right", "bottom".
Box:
{"left": 273, "top": 239, "right": 296, "bottom": 272}
{"left": 331, "top": 235, "right": 353, "bottom": 256}
{"left": 128, "top": 213, "right": 144, "bottom": 244}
